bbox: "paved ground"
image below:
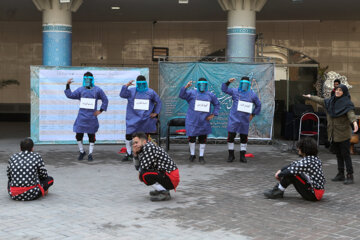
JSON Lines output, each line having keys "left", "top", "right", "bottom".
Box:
{"left": 0, "top": 122, "right": 360, "bottom": 240}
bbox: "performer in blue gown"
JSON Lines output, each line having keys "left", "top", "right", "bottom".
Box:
{"left": 65, "top": 72, "right": 108, "bottom": 161}
{"left": 221, "top": 76, "right": 261, "bottom": 163}
{"left": 120, "top": 75, "right": 162, "bottom": 161}
{"left": 179, "top": 78, "right": 220, "bottom": 164}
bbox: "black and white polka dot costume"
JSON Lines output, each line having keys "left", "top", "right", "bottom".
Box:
{"left": 278, "top": 155, "right": 325, "bottom": 200}
{"left": 137, "top": 142, "right": 180, "bottom": 190}
{"left": 138, "top": 142, "right": 177, "bottom": 173}
{"left": 7, "top": 151, "right": 53, "bottom": 201}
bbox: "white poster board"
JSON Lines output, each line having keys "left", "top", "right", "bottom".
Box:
{"left": 31, "top": 66, "right": 149, "bottom": 144}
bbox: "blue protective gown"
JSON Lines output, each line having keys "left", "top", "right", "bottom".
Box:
{"left": 64, "top": 86, "right": 108, "bottom": 134}
{"left": 179, "top": 87, "right": 220, "bottom": 136}
{"left": 120, "top": 86, "right": 162, "bottom": 134}
{"left": 221, "top": 83, "right": 261, "bottom": 134}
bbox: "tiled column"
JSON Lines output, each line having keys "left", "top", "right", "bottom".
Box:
{"left": 32, "top": 0, "right": 83, "bottom": 66}
{"left": 218, "top": 0, "right": 267, "bottom": 62}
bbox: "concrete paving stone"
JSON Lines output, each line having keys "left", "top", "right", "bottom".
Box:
{"left": 1, "top": 122, "right": 360, "bottom": 239}
{"left": 336, "top": 229, "right": 360, "bottom": 238}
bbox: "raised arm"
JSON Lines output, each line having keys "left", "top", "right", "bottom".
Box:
{"left": 303, "top": 94, "right": 325, "bottom": 107}
{"left": 221, "top": 77, "right": 235, "bottom": 95}
{"left": 64, "top": 78, "right": 81, "bottom": 99}
{"left": 120, "top": 80, "right": 134, "bottom": 98}
{"left": 179, "top": 81, "right": 193, "bottom": 100}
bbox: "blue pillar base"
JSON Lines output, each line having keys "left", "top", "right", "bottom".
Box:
{"left": 43, "top": 24, "right": 72, "bottom": 66}
{"left": 227, "top": 27, "right": 256, "bottom": 62}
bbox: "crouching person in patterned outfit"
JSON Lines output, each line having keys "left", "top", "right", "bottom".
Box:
{"left": 264, "top": 138, "right": 325, "bottom": 201}
{"left": 132, "top": 132, "right": 180, "bottom": 201}
{"left": 7, "top": 138, "right": 54, "bottom": 201}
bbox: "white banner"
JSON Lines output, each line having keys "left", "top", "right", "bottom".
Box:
{"left": 31, "top": 66, "right": 149, "bottom": 143}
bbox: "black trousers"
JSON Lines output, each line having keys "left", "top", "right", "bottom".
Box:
{"left": 76, "top": 133, "right": 96, "bottom": 143}
{"left": 34, "top": 176, "right": 54, "bottom": 199}
{"left": 280, "top": 174, "right": 317, "bottom": 201}
{"left": 40, "top": 176, "right": 54, "bottom": 192}
{"left": 188, "top": 135, "right": 207, "bottom": 144}
{"left": 139, "top": 170, "right": 174, "bottom": 190}
{"left": 227, "top": 132, "right": 248, "bottom": 143}
{"left": 333, "top": 139, "right": 353, "bottom": 174}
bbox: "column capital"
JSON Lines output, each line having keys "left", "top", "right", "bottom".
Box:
{"left": 32, "top": 0, "right": 83, "bottom": 12}
{"left": 33, "top": 0, "right": 79, "bottom": 66}
{"left": 218, "top": 0, "right": 267, "bottom": 12}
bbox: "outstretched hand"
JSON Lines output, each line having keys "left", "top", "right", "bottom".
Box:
{"left": 126, "top": 80, "right": 135, "bottom": 87}
{"left": 303, "top": 94, "right": 311, "bottom": 98}
{"left": 93, "top": 110, "right": 102, "bottom": 117}
{"left": 150, "top": 113, "right": 158, "bottom": 118}
{"left": 249, "top": 114, "right": 254, "bottom": 122}
{"left": 206, "top": 114, "right": 214, "bottom": 121}
{"left": 354, "top": 121, "right": 359, "bottom": 133}
{"left": 185, "top": 81, "right": 193, "bottom": 89}
{"left": 228, "top": 78, "right": 235, "bottom": 83}
{"left": 67, "top": 78, "right": 74, "bottom": 85}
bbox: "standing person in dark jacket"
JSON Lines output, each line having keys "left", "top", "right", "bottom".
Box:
{"left": 132, "top": 132, "right": 180, "bottom": 201}
{"left": 264, "top": 138, "right": 325, "bottom": 201}
{"left": 7, "top": 138, "right": 54, "bottom": 201}
{"left": 331, "top": 79, "right": 341, "bottom": 97}
{"left": 303, "top": 84, "right": 358, "bottom": 184}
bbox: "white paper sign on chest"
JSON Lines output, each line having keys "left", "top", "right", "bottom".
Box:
{"left": 194, "top": 100, "right": 210, "bottom": 113}
{"left": 237, "top": 100, "right": 253, "bottom": 114}
{"left": 134, "top": 99, "right": 150, "bottom": 110}
{"left": 80, "top": 98, "right": 96, "bottom": 110}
